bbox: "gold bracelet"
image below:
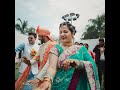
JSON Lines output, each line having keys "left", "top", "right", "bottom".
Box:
{"left": 43, "top": 79, "right": 52, "bottom": 84}
{"left": 44, "top": 72, "right": 53, "bottom": 83}
{"left": 44, "top": 77, "right": 52, "bottom": 83}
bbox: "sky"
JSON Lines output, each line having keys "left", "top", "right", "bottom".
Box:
{"left": 15, "top": 0, "right": 105, "bottom": 41}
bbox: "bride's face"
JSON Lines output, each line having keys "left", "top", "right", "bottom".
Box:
{"left": 59, "top": 25, "right": 73, "bottom": 44}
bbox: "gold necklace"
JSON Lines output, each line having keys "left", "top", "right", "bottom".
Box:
{"left": 61, "top": 44, "right": 72, "bottom": 50}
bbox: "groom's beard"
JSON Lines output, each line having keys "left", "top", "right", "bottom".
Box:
{"left": 41, "top": 37, "right": 45, "bottom": 44}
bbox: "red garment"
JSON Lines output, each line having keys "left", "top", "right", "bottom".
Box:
{"left": 38, "top": 61, "right": 40, "bottom": 68}
{"left": 89, "top": 51, "right": 96, "bottom": 62}
{"left": 15, "top": 66, "right": 31, "bottom": 90}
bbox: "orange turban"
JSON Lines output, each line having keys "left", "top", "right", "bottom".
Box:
{"left": 36, "top": 26, "right": 53, "bottom": 42}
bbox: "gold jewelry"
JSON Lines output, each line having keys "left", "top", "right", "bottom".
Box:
{"left": 44, "top": 72, "right": 53, "bottom": 83}
{"left": 43, "top": 77, "right": 52, "bottom": 84}
{"left": 76, "top": 61, "right": 84, "bottom": 70}
{"left": 43, "top": 79, "right": 52, "bottom": 84}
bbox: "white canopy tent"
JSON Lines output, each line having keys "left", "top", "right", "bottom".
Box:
{"left": 15, "top": 30, "right": 105, "bottom": 51}
{"left": 75, "top": 38, "right": 105, "bottom": 51}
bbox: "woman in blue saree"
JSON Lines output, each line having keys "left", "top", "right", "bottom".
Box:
{"left": 35, "top": 22, "right": 100, "bottom": 90}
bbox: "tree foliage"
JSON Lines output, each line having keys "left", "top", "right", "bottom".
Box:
{"left": 82, "top": 13, "right": 105, "bottom": 39}
{"left": 15, "top": 18, "right": 35, "bottom": 34}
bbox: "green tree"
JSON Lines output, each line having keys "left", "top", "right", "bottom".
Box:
{"left": 82, "top": 13, "right": 105, "bottom": 39}
{"left": 15, "top": 18, "right": 35, "bottom": 34}
{"left": 15, "top": 18, "right": 28, "bottom": 34}
{"left": 25, "top": 27, "right": 35, "bottom": 33}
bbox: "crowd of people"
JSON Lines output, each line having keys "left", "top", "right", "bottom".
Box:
{"left": 15, "top": 22, "right": 105, "bottom": 90}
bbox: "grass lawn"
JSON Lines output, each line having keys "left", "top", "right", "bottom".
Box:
{"left": 15, "top": 63, "right": 20, "bottom": 80}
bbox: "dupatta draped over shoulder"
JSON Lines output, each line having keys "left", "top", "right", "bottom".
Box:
{"left": 50, "top": 44, "right": 100, "bottom": 90}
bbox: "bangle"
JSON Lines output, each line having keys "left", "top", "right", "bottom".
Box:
{"left": 43, "top": 78, "right": 52, "bottom": 84}
{"left": 76, "top": 61, "right": 84, "bottom": 70}
{"left": 44, "top": 72, "right": 53, "bottom": 83}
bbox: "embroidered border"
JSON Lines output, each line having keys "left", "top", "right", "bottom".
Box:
{"left": 82, "top": 61, "right": 96, "bottom": 90}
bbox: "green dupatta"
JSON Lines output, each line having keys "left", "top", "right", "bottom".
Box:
{"left": 51, "top": 44, "right": 100, "bottom": 90}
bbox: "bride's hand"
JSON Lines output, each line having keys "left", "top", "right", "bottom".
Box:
{"left": 62, "top": 59, "right": 80, "bottom": 70}
{"left": 27, "top": 78, "right": 40, "bottom": 86}
{"left": 62, "top": 59, "right": 71, "bottom": 70}
{"left": 35, "top": 80, "right": 52, "bottom": 90}
{"left": 70, "top": 60, "right": 84, "bottom": 70}
{"left": 69, "top": 60, "right": 80, "bottom": 68}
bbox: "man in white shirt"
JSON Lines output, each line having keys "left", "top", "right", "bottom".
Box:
{"left": 15, "top": 32, "right": 40, "bottom": 90}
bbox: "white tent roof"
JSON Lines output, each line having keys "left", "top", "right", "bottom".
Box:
{"left": 15, "top": 30, "right": 105, "bottom": 51}
{"left": 79, "top": 38, "right": 105, "bottom": 51}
